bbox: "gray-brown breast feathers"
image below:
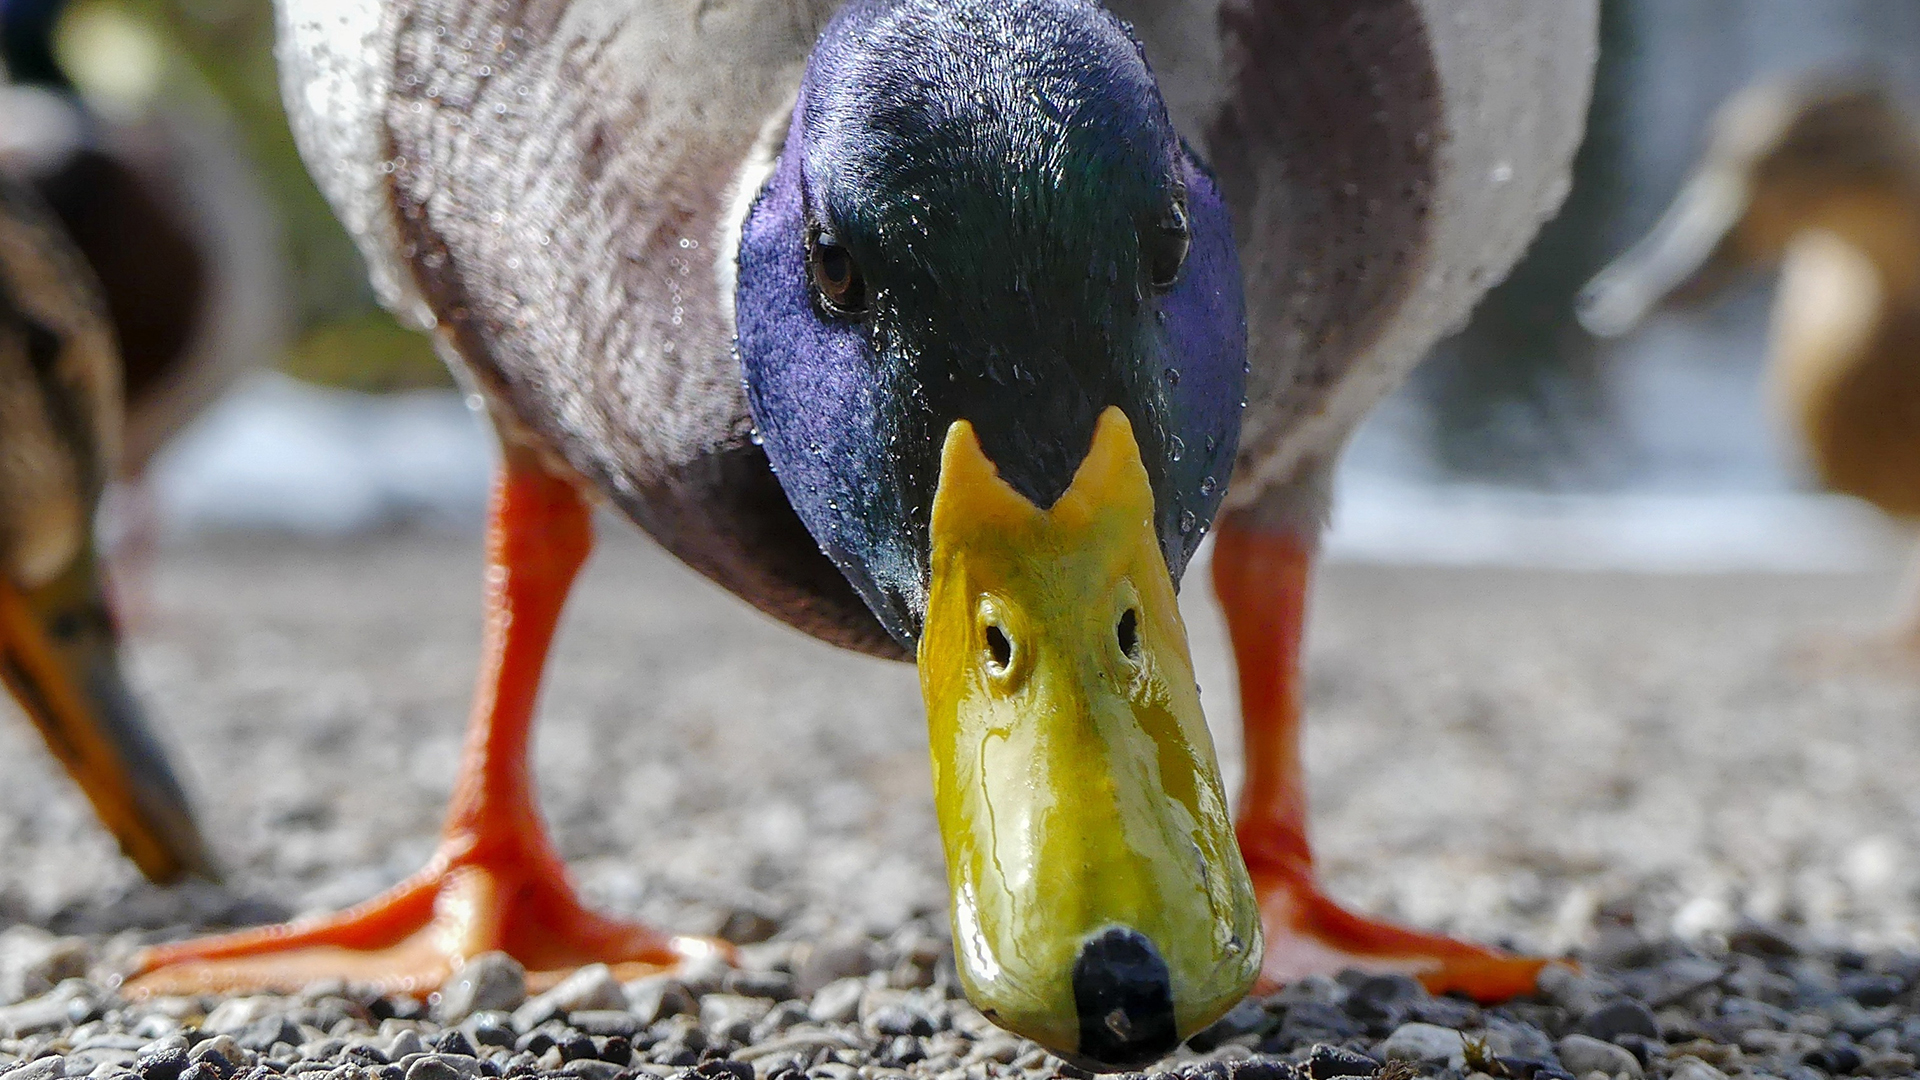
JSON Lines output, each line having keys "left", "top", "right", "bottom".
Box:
{"left": 0, "top": 177, "right": 120, "bottom": 591}
{"left": 274, "top": 0, "right": 901, "bottom": 656}
{"left": 1124, "top": 0, "right": 1597, "bottom": 514}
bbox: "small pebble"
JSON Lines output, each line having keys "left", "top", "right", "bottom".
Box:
{"left": 1667, "top": 1058, "right": 1728, "bottom": 1080}
{"left": 436, "top": 958, "right": 527, "bottom": 1025}
{"left": 805, "top": 980, "right": 863, "bottom": 1026}
{"left": 402, "top": 1061, "right": 459, "bottom": 1080}
{"left": 622, "top": 980, "right": 693, "bottom": 1028}
{"left": 1576, "top": 999, "right": 1660, "bottom": 1043}
{"left": 1379, "top": 1022, "right": 1468, "bottom": 1064}
{"left": 1555, "top": 1034, "right": 1642, "bottom": 1080}
{"left": 1302, "top": 1045, "right": 1376, "bottom": 1078}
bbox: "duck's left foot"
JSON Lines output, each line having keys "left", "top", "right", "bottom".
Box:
{"left": 1249, "top": 863, "right": 1546, "bottom": 1000}
{"left": 1211, "top": 513, "right": 1548, "bottom": 1004}
{"left": 125, "top": 841, "right": 721, "bottom": 997}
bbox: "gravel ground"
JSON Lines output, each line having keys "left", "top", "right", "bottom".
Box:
{"left": 3, "top": 529, "right": 1920, "bottom": 1078}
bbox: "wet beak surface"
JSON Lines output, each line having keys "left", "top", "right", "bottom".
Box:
{"left": 0, "top": 554, "right": 216, "bottom": 883}
{"left": 918, "top": 407, "right": 1261, "bottom": 1067}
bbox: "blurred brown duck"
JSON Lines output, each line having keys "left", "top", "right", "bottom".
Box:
{"left": 0, "top": 172, "right": 214, "bottom": 883}
{"left": 1582, "top": 77, "right": 1920, "bottom": 645}
{"left": 1, "top": 0, "right": 284, "bottom": 492}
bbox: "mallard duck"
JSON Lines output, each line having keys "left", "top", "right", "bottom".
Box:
{"left": 0, "top": 172, "right": 215, "bottom": 883}
{"left": 1580, "top": 77, "right": 1920, "bottom": 647}
{"left": 1, "top": 0, "right": 284, "bottom": 486}
{"left": 122, "top": 0, "right": 1595, "bottom": 1064}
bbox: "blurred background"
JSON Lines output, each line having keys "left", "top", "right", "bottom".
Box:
{"left": 26, "top": 0, "right": 1911, "bottom": 569}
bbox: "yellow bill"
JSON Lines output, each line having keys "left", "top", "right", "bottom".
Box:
{"left": 919, "top": 406, "right": 1260, "bottom": 1067}
{"left": 0, "top": 551, "right": 216, "bottom": 883}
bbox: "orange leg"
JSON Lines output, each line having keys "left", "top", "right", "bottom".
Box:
{"left": 1211, "top": 513, "right": 1545, "bottom": 1002}
{"left": 127, "top": 457, "right": 720, "bottom": 997}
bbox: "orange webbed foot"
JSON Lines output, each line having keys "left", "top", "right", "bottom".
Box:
{"left": 1250, "top": 865, "right": 1547, "bottom": 1001}
{"left": 126, "top": 844, "right": 723, "bottom": 997}
{"left": 128, "top": 457, "right": 725, "bottom": 999}
{"left": 1212, "top": 514, "right": 1549, "bottom": 1005}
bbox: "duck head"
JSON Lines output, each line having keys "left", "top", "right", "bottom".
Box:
{"left": 1580, "top": 78, "right": 1920, "bottom": 336}
{"left": 0, "top": 180, "right": 214, "bottom": 884}
{"left": 735, "top": 0, "right": 1257, "bottom": 1065}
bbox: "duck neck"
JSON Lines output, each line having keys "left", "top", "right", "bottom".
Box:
{"left": 1, "top": 0, "right": 70, "bottom": 90}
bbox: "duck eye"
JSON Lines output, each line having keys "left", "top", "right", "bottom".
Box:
{"left": 808, "top": 227, "right": 868, "bottom": 317}
{"left": 1144, "top": 194, "right": 1190, "bottom": 290}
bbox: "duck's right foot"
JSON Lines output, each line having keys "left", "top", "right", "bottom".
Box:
{"left": 127, "top": 836, "right": 722, "bottom": 998}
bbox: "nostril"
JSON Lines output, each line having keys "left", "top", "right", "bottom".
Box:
{"left": 1071, "top": 927, "right": 1177, "bottom": 1067}
{"left": 984, "top": 624, "right": 1012, "bottom": 671}
{"left": 1116, "top": 609, "right": 1139, "bottom": 660}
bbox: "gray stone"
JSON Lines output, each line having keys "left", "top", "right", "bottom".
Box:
{"left": 1639, "top": 960, "right": 1726, "bottom": 1008}
{"left": 419, "top": 1055, "right": 481, "bottom": 1080}
{"left": 1557, "top": 1034, "right": 1642, "bottom": 1080}
{"left": 67, "top": 1039, "right": 143, "bottom": 1055}
{"left": 1860, "top": 1049, "right": 1919, "bottom": 1076}
{"left": 724, "top": 970, "right": 795, "bottom": 1001}
{"left": 701, "top": 995, "right": 773, "bottom": 1044}
{"left": 623, "top": 977, "right": 695, "bottom": 1027}
{"left": 807, "top": 978, "right": 866, "bottom": 1026}
{"left": 382, "top": 1032, "right": 426, "bottom": 1062}
{"left": 238, "top": 1018, "right": 304, "bottom": 1056}
{"left": 748, "top": 1000, "right": 810, "bottom": 1043}
{"left": 1738, "top": 1029, "right": 1819, "bottom": 1058}
{"left": 748, "top": 1052, "right": 804, "bottom": 1080}
{"left": 1539, "top": 966, "right": 1623, "bottom": 1019}
{"left": 2, "top": 1058, "right": 63, "bottom": 1080}
{"left": 1379, "top": 1023, "right": 1469, "bottom": 1065}
{"left": 59, "top": 1052, "right": 132, "bottom": 1077}
{"left": 1577, "top": 999, "right": 1660, "bottom": 1043}
{"left": 0, "top": 931, "right": 88, "bottom": 1008}
{"left": 0, "top": 986, "right": 87, "bottom": 1039}
{"left": 1485, "top": 1018, "right": 1553, "bottom": 1061}
{"left": 1667, "top": 1059, "right": 1728, "bottom": 1080}
{"left": 190, "top": 1036, "right": 251, "bottom": 1070}
{"left": 557, "top": 1062, "right": 623, "bottom": 1080}
{"left": 513, "top": 965, "right": 623, "bottom": 1031}
{"left": 298, "top": 1037, "right": 344, "bottom": 1062}
{"left": 792, "top": 938, "right": 877, "bottom": 998}
{"left": 401, "top": 1059, "right": 461, "bottom": 1080}
{"left": 203, "top": 1000, "right": 284, "bottom": 1038}
{"left": 435, "top": 955, "right": 527, "bottom": 1024}
{"left": 866, "top": 1005, "right": 932, "bottom": 1039}
{"left": 567, "top": 1012, "right": 638, "bottom": 1039}
{"left": 676, "top": 957, "right": 730, "bottom": 998}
